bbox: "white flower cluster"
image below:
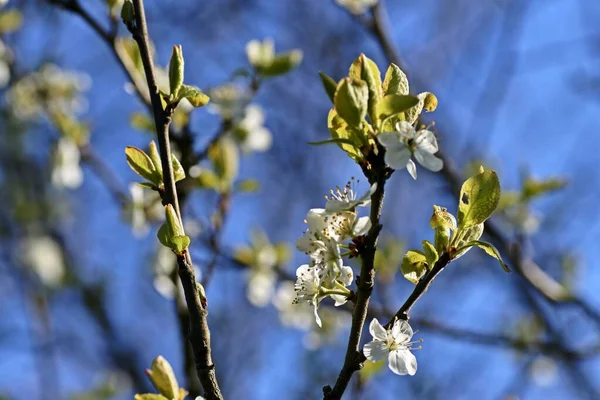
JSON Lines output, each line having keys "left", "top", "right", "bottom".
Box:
{"left": 378, "top": 121, "right": 443, "bottom": 180}
{"left": 293, "top": 180, "right": 376, "bottom": 327}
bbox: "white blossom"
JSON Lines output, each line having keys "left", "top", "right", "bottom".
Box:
{"left": 20, "top": 236, "right": 65, "bottom": 288}
{"left": 363, "top": 318, "right": 419, "bottom": 376}
{"left": 325, "top": 181, "right": 376, "bottom": 213}
{"left": 236, "top": 104, "right": 272, "bottom": 153}
{"left": 377, "top": 121, "right": 443, "bottom": 179}
{"left": 51, "top": 139, "right": 83, "bottom": 189}
{"left": 293, "top": 264, "right": 324, "bottom": 327}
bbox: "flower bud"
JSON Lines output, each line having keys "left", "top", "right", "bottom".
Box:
{"left": 169, "top": 45, "right": 184, "bottom": 97}
{"left": 145, "top": 356, "right": 179, "bottom": 399}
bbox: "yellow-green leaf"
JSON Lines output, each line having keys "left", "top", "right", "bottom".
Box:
{"left": 458, "top": 240, "right": 510, "bottom": 272}
{"left": 149, "top": 141, "right": 163, "bottom": 177}
{"left": 458, "top": 169, "right": 501, "bottom": 228}
{"left": 146, "top": 356, "right": 179, "bottom": 399}
{"left": 171, "top": 154, "right": 185, "bottom": 183}
{"left": 319, "top": 72, "right": 337, "bottom": 103}
{"left": 327, "top": 109, "right": 363, "bottom": 162}
{"left": 257, "top": 50, "right": 303, "bottom": 76}
{"left": 401, "top": 250, "right": 428, "bottom": 284}
{"left": 334, "top": 77, "right": 368, "bottom": 127}
{"left": 168, "top": 45, "right": 184, "bottom": 98}
{"left": 382, "top": 63, "right": 409, "bottom": 96}
{"left": 125, "top": 146, "right": 160, "bottom": 184}
{"left": 349, "top": 54, "right": 382, "bottom": 121}
{"left": 422, "top": 240, "right": 439, "bottom": 266}
{"left": 178, "top": 84, "right": 210, "bottom": 108}
{"left": 134, "top": 394, "right": 168, "bottom": 400}
{"left": 0, "top": 10, "right": 23, "bottom": 33}
{"left": 375, "top": 94, "right": 419, "bottom": 122}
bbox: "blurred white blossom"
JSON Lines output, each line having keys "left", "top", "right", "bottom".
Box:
{"left": 51, "top": 138, "right": 83, "bottom": 189}
{"left": 20, "top": 236, "right": 65, "bottom": 288}
{"left": 235, "top": 104, "right": 272, "bottom": 153}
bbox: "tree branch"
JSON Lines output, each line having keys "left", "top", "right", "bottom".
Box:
{"left": 323, "top": 150, "right": 388, "bottom": 400}
{"left": 129, "top": 1, "right": 222, "bottom": 398}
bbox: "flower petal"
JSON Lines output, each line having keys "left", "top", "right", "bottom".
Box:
{"left": 369, "top": 318, "right": 388, "bottom": 341}
{"left": 331, "top": 293, "right": 348, "bottom": 306}
{"left": 306, "top": 208, "right": 329, "bottom": 234}
{"left": 395, "top": 121, "right": 416, "bottom": 138}
{"left": 296, "top": 264, "right": 311, "bottom": 277}
{"left": 406, "top": 159, "right": 417, "bottom": 180}
{"left": 363, "top": 341, "right": 389, "bottom": 362}
{"left": 339, "top": 265, "right": 354, "bottom": 286}
{"left": 352, "top": 216, "right": 371, "bottom": 237}
{"left": 414, "top": 149, "right": 443, "bottom": 172}
{"left": 313, "top": 302, "right": 322, "bottom": 328}
{"left": 392, "top": 319, "right": 414, "bottom": 342}
{"left": 388, "top": 349, "right": 417, "bottom": 376}
{"left": 377, "top": 131, "right": 404, "bottom": 150}
{"left": 384, "top": 147, "right": 412, "bottom": 170}
{"left": 415, "top": 129, "right": 438, "bottom": 153}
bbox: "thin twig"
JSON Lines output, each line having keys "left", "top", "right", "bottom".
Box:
{"left": 129, "top": 1, "right": 223, "bottom": 398}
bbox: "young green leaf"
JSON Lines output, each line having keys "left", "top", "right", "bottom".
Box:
{"left": 327, "top": 109, "right": 364, "bottom": 162}
{"left": 257, "top": 50, "right": 303, "bottom": 76}
{"left": 401, "top": 250, "right": 429, "bottom": 284}
{"left": 349, "top": 54, "right": 383, "bottom": 122}
{"left": 120, "top": 0, "right": 134, "bottom": 27}
{"left": 156, "top": 223, "right": 172, "bottom": 248}
{"left": 382, "top": 63, "right": 409, "bottom": 96}
{"left": 457, "top": 169, "right": 501, "bottom": 228}
{"left": 171, "top": 235, "right": 191, "bottom": 254}
{"left": 334, "top": 77, "right": 369, "bottom": 127}
{"left": 125, "top": 146, "right": 160, "bottom": 185}
{"left": 456, "top": 240, "right": 510, "bottom": 272}
{"left": 319, "top": 72, "right": 337, "bottom": 103}
{"left": 148, "top": 141, "right": 163, "bottom": 177}
{"left": 177, "top": 84, "right": 210, "bottom": 107}
{"left": 134, "top": 394, "right": 168, "bottom": 400}
{"left": 422, "top": 240, "right": 439, "bottom": 266}
{"left": 165, "top": 204, "right": 184, "bottom": 237}
{"left": 375, "top": 94, "right": 419, "bottom": 122}
{"left": 168, "top": 45, "right": 184, "bottom": 98}
{"left": 171, "top": 154, "right": 185, "bottom": 183}
{"left": 405, "top": 91, "right": 437, "bottom": 124}
{"left": 145, "top": 356, "right": 179, "bottom": 400}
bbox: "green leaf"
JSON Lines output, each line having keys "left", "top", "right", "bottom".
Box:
{"left": 334, "top": 77, "right": 369, "bottom": 127}
{"left": 120, "top": 0, "right": 134, "bottom": 26}
{"left": 137, "top": 182, "right": 158, "bottom": 190}
{"left": 165, "top": 204, "right": 184, "bottom": 237}
{"left": 178, "top": 84, "right": 210, "bottom": 107}
{"left": 422, "top": 240, "right": 439, "bottom": 266}
{"left": 257, "top": 50, "right": 303, "bottom": 76}
{"left": 156, "top": 223, "right": 172, "bottom": 248}
{"left": 349, "top": 54, "right": 383, "bottom": 122}
{"left": 146, "top": 356, "right": 179, "bottom": 400}
{"left": 149, "top": 141, "right": 163, "bottom": 178}
{"left": 405, "top": 91, "right": 437, "bottom": 124}
{"left": 168, "top": 45, "right": 184, "bottom": 98}
{"left": 209, "top": 137, "right": 239, "bottom": 190}
{"left": 522, "top": 176, "right": 566, "bottom": 201}
{"left": 375, "top": 94, "right": 419, "bottom": 122}
{"left": 319, "top": 72, "right": 337, "bottom": 103}
{"left": 130, "top": 112, "right": 155, "bottom": 133}
{"left": 327, "top": 109, "right": 364, "bottom": 162}
{"left": 171, "top": 154, "right": 185, "bottom": 183}
{"left": 457, "top": 240, "right": 510, "bottom": 272}
{"left": 308, "top": 138, "right": 357, "bottom": 146}
{"left": 195, "top": 169, "right": 221, "bottom": 191}
{"left": 430, "top": 205, "right": 457, "bottom": 231}
{"left": 382, "top": 63, "right": 409, "bottom": 95}
{"left": 359, "top": 359, "right": 386, "bottom": 384}
{"left": 125, "top": 146, "right": 160, "bottom": 184}
{"left": 458, "top": 169, "right": 501, "bottom": 228}
{"left": 171, "top": 235, "right": 191, "bottom": 254}
{"left": 134, "top": 394, "right": 168, "bottom": 400}
{"left": 401, "top": 250, "right": 428, "bottom": 284}
{"left": 236, "top": 179, "right": 260, "bottom": 193}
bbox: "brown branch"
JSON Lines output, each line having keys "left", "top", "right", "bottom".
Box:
{"left": 323, "top": 150, "right": 388, "bottom": 400}
{"left": 128, "top": 1, "right": 222, "bottom": 398}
